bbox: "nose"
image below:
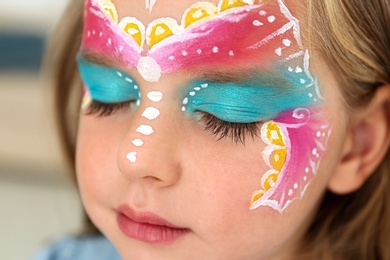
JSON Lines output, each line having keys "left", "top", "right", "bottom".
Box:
{"left": 117, "top": 104, "right": 182, "bottom": 187}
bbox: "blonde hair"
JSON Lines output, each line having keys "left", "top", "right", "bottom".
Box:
{"left": 46, "top": 0, "right": 390, "bottom": 258}
{"left": 299, "top": 1, "right": 390, "bottom": 259}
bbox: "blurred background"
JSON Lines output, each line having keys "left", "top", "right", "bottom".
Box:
{"left": 0, "top": 0, "right": 84, "bottom": 259}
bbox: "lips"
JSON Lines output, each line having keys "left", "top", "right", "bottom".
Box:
{"left": 117, "top": 205, "right": 189, "bottom": 244}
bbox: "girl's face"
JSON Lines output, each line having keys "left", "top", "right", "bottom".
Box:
{"left": 76, "top": 0, "right": 347, "bottom": 258}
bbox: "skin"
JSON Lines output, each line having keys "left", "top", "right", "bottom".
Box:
{"left": 76, "top": 0, "right": 349, "bottom": 259}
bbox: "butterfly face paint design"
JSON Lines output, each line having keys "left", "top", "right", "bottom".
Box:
{"left": 79, "top": 0, "right": 332, "bottom": 213}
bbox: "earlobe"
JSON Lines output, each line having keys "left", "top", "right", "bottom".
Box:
{"left": 328, "top": 85, "right": 390, "bottom": 194}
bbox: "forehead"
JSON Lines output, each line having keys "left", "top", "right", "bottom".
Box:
{"left": 81, "top": 0, "right": 306, "bottom": 81}
{"left": 112, "top": 0, "right": 221, "bottom": 23}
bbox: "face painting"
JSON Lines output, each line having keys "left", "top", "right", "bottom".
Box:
{"left": 78, "top": 0, "right": 331, "bottom": 213}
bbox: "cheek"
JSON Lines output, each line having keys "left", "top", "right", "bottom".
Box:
{"left": 181, "top": 131, "right": 268, "bottom": 220}
{"left": 182, "top": 134, "right": 321, "bottom": 257}
{"left": 75, "top": 117, "right": 122, "bottom": 215}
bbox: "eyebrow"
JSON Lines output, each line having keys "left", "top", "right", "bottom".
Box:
{"left": 78, "top": 51, "right": 292, "bottom": 90}
{"left": 186, "top": 64, "right": 279, "bottom": 84}
{"left": 190, "top": 70, "right": 254, "bottom": 83}
{"left": 78, "top": 51, "right": 123, "bottom": 69}
{"left": 79, "top": 50, "right": 259, "bottom": 83}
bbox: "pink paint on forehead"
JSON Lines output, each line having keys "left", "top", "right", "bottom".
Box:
{"left": 149, "top": 3, "right": 299, "bottom": 72}
{"left": 82, "top": 0, "right": 141, "bottom": 67}
{"left": 81, "top": 0, "right": 301, "bottom": 73}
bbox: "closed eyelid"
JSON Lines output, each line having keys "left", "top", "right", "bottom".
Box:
{"left": 77, "top": 56, "right": 140, "bottom": 104}
{"left": 183, "top": 73, "right": 314, "bottom": 124}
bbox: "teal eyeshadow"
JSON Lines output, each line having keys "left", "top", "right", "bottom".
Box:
{"left": 183, "top": 73, "right": 314, "bottom": 123}
{"left": 77, "top": 55, "right": 140, "bottom": 103}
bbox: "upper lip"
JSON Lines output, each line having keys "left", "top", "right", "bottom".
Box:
{"left": 117, "top": 205, "right": 186, "bottom": 229}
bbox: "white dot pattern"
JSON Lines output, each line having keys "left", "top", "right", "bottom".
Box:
{"left": 127, "top": 85, "right": 164, "bottom": 163}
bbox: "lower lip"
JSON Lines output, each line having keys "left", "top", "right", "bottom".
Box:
{"left": 117, "top": 213, "right": 189, "bottom": 244}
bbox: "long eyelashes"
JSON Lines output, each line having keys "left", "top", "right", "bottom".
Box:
{"left": 85, "top": 100, "right": 260, "bottom": 144}
{"left": 85, "top": 100, "right": 132, "bottom": 117}
{"left": 198, "top": 112, "right": 260, "bottom": 144}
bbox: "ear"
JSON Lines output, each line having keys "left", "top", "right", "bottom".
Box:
{"left": 328, "top": 85, "right": 390, "bottom": 194}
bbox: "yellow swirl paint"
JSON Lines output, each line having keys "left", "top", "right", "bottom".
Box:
{"left": 182, "top": 2, "right": 218, "bottom": 28}
{"left": 97, "top": 0, "right": 260, "bottom": 50}
{"left": 218, "top": 0, "right": 255, "bottom": 12}
{"left": 146, "top": 18, "right": 181, "bottom": 48}
{"left": 119, "top": 17, "right": 145, "bottom": 47}
{"left": 99, "top": 0, "right": 118, "bottom": 23}
{"left": 250, "top": 121, "right": 288, "bottom": 207}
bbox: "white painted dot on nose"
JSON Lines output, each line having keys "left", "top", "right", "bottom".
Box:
{"left": 147, "top": 91, "right": 163, "bottom": 102}
{"left": 196, "top": 49, "right": 202, "bottom": 54}
{"left": 126, "top": 152, "right": 137, "bottom": 163}
{"left": 182, "top": 50, "right": 188, "bottom": 56}
{"left": 99, "top": 32, "right": 103, "bottom": 37}
{"left": 119, "top": 46, "right": 124, "bottom": 52}
{"left": 142, "top": 107, "right": 160, "bottom": 120}
{"left": 136, "top": 125, "right": 154, "bottom": 136}
{"left": 229, "top": 50, "right": 235, "bottom": 57}
{"left": 182, "top": 97, "right": 189, "bottom": 105}
{"left": 212, "top": 46, "right": 219, "bottom": 53}
{"left": 169, "top": 56, "right": 175, "bottom": 60}
{"left": 108, "top": 38, "right": 112, "bottom": 45}
{"left": 132, "top": 139, "right": 144, "bottom": 147}
{"left": 294, "top": 183, "right": 298, "bottom": 189}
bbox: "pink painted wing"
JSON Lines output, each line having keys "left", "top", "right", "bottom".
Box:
{"left": 250, "top": 108, "right": 331, "bottom": 212}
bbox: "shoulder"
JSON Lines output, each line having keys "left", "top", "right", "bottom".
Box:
{"left": 33, "top": 235, "right": 121, "bottom": 260}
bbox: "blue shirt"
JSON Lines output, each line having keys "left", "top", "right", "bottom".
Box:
{"left": 33, "top": 235, "right": 121, "bottom": 260}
